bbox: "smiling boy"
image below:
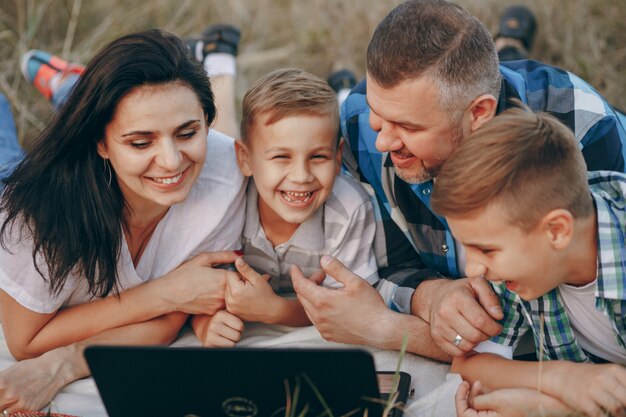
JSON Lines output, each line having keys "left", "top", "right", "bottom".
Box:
{"left": 191, "top": 68, "right": 382, "bottom": 345}
{"left": 430, "top": 107, "right": 626, "bottom": 416}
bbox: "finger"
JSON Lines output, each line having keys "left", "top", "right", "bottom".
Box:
{"left": 294, "top": 290, "right": 318, "bottom": 323}
{"left": 614, "top": 366, "right": 626, "bottom": 394}
{"left": 470, "top": 393, "right": 503, "bottom": 413}
{"left": 319, "top": 255, "right": 360, "bottom": 287}
{"left": 614, "top": 385, "right": 626, "bottom": 415}
{"left": 573, "top": 393, "right": 605, "bottom": 417}
{"left": 215, "top": 322, "right": 243, "bottom": 343}
{"left": 433, "top": 307, "right": 491, "bottom": 354}
{"left": 308, "top": 270, "right": 326, "bottom": 286}
{"left": 437, "top": 340, "right": 466, "bottom": 357}
{"left": 204, "top": 334, "right": 237, "bottom": 348}
{"left": 456, "top": 294, "right": 503, "bottom": 339}
{"left": 190, "top": 251, "right": 239, "bottom": 267}
{"left": 225, "top": 270, "right": 244, "bottom": 292}
{"left": 291, "top": 265, "right": 324, "bottom": 302}
{"left": 234, "top": 257, "right": 265, "bottom": 287}
{"left": 468, "top": 381, "right": 482, "bottom": 407}
{"left": 445, "top": 315, "right": 492, "bottom": 349}
{"left": 470, "top": 277, "right": 504, "bottom": 320}
{"left": 455, "top": 381, "right": 471, "bottom": 413}
{"left": 208, "top": 313, "right": 243, "bottom": 343}
{"left": 0, "top": 402, "right": 18, "bottom": 416}
{"left": 216, "top": 311, "right": 245, "bottom": 332}
{"left": 589, "top": 387, "right": 625, "bottom": 417}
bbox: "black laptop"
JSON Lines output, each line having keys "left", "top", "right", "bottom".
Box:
{"left": 85, "top": 346, "right": 411, "bottom": 417}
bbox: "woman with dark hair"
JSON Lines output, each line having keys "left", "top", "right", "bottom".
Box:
{"left": 0, "top": 29, "right": 246, "bottom": 413}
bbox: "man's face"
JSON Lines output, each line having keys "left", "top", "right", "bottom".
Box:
{"left": 367, "top": 74, "right": 465, "bottom": 183}
{"left": 447, "top": 203, "right": 563, "bottom": 301}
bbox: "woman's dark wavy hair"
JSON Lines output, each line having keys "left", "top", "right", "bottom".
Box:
{"left": 0, "top": 29, "right": 215, "bottom": 299}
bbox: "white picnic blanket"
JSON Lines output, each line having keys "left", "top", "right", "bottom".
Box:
{"left": 0, "top": 324, "right": 462, "bottom": 417}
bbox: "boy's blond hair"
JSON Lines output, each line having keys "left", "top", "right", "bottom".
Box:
{"left": 240, "top": 68, "right": 339, "bottom": 143}
{"left": 431, "top": 107, "right": 594, "bottom": 231}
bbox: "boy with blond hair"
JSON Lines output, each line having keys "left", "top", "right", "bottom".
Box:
{"left": 192, "top": 68, "right": 383, "bottom": 346}
{"left": 431, "top": 108, "right": 626, "bottom": 416}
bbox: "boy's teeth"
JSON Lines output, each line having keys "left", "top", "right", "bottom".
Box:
{"left": 282, "top": 191, "right": 313, "bottom": 202}
{"left": 153, "top": 172, "right": 182, "bottom": 184}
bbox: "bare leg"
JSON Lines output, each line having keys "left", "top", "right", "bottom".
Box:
{"left": 185, "top": 25, "right": 240, "bottom": 138}
{"left": 210, "top": 73, "right": 239, "bottom": 138}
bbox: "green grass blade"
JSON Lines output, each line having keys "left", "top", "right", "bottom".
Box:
{"left": 384, "top": 333, "right": 409, "bottom": 414}
{"left": 302, "top": 373, "right": 335, "bottom": 417}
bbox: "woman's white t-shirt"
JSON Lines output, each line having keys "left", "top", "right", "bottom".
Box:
{"left": 0, "top": 130, "right": 246, "bottom": 314}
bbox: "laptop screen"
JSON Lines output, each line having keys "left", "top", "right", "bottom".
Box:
{"left": 85, "top": 346, "right": 388, "bottom": 417}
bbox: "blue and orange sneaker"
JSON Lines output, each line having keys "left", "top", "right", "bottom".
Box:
{"left": 20, "top": 50, "right": 85, "bottom": 102}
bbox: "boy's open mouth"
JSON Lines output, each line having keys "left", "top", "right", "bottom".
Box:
{"left": 280, "top": 190, "right": 314, "bottom": 204}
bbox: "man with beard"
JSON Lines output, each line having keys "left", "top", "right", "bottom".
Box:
{"left": 292, "top": 0, "right": 626, "bottom": 360}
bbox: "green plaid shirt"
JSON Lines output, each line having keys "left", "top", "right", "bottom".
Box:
{"left": 492, "top": 171, "right": 626, "bottom": 362}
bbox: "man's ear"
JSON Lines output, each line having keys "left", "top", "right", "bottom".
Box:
{"left": 540, "top": 209, "right": 574, "bottom": 250}
{"left": 335, "top": 138, "right": 344, "bottom": 175}
{"left": 467, "top": 94, "right": 498, "bottom": 133}
{"left": 234, "top": 139, "right": 253, "bottom": 177}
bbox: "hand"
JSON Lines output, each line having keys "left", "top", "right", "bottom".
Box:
{"left": 455, "top": 380, "right": 575, "bottom": 417}
{"left": 0, "top": 345, "right": 80, "bottom": 413}
{"left": 292, "top": 255, "right": 391, "bottom": 346}
{"left": 455, "top": 380, "right": 499, "bottom": 417}
{"left": 162, "top": 251, "right": 241, "bottom": 315}
{"left": 426, "top": 277, "right": 503, "bottom": 356}
{"left": 548, "top": 362, "right": 626, "bottom": 417}
{"left": 224, "top": 257, "right": 281, "bottom": 323}
{"left": 191, "top": 311, "right": 244, "bottom": 347}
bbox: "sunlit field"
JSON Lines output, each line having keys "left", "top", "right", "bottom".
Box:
{"left": 1, "top": 0, "right": 624, "bottom": 147}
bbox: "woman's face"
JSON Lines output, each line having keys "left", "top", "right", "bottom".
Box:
{"left": 98, "top": 82, "right": 208, "bottom": 217}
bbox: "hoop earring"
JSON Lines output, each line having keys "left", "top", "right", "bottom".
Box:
{"left": 103, "top": 158, "right": 112, "bottom": 188}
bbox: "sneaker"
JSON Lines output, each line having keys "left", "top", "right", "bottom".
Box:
{"left": 185, "top": 24, "right": 241, "bottom": 63}
{"left": 496, "top": 6, "right": 537, "bottom": 51}
{"left": 20, "top": 49, "right": 84, "bottom": 101}
{"left": 326, "top": 69, "right": 357, "bottom": 94}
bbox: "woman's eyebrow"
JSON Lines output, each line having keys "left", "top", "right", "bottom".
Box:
{"left": 121, "top": 120, "right": 201, "bottom": 137}
{"left": 121, "top": 130, "right": 153, "bottom": 138}
{"left": 175, "top": 119, "right": 202, "bottom": 131}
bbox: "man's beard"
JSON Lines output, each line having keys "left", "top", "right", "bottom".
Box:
{"left": 394, "top": 162, "right": 438, "bottom": 184}
{"left": 393, "top": 123, "right": 464, "bottom": 184}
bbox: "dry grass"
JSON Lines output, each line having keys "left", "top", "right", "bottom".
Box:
{"left": 0, "top": 0, "right": 624, "bottom": 148}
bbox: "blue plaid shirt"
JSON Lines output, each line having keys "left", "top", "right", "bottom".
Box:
{"left": 491, "top": 171, "right": 626, "bottom": 362}
{"left": 341, "top": 60, "right": 626, "bottom": 313}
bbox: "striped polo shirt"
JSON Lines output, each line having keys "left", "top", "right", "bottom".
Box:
{"left": 242, "top": 173, "right": 380, "bottom": 296}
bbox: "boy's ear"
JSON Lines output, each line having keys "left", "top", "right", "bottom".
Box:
{"left": 467, "top": 94, "right": 497, "bottom": 134}
{"left": 335, "top": 138, "right": 344, "bottom": 174}
{"left": 541, "top": 209, "right": 574, "bottom": 250}
{"left": 234, "top": 139, "right": 253, "bottom": 177}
